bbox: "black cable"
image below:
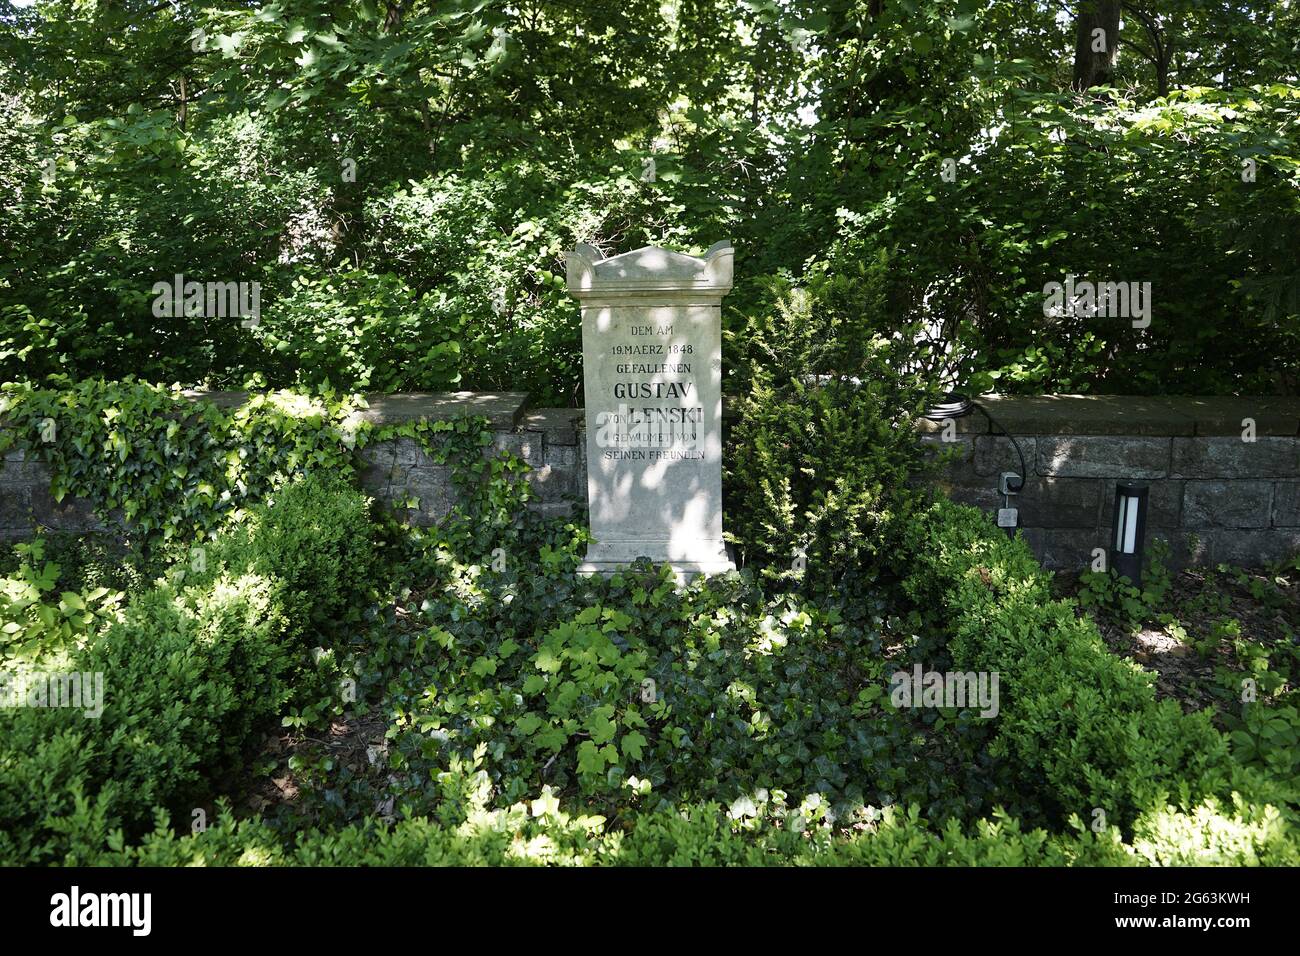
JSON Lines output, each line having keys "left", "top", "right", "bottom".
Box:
{"left": 922, "top": 392, "right": 974, "bottom": 421}
{"left": 921, "top": 393, "right": 1027, "bottom": 489}
{"left": 972, "top": 400, "right": 1027, "bottom": 490}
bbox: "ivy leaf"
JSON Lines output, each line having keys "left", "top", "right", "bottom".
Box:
{"left": 515, "top": 713, "right": 543, "bottom": 735}
{"left": 534, "top": 646, "right": 562, "bottom": 673}
{"left": 530, "top": 787, "right": 560, "bottom": 818}
{"left": 522, "top": 674, "right": 546, "bottom": 694}
{"left": 587, "top": 706, "right": 616, "bottom": 745}
{"left": 620, "top": 730, "right": 647, "bottom": 761}
{"left": 534, "top": 725, "right": 567, "bottom": 752}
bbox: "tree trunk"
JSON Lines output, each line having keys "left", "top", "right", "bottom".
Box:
{"left": 1072, "top": 0, "right": 1122, "bottom": 90}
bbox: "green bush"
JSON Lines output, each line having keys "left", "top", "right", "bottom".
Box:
{"left": 90, "top": 795, "right": 1299, "bottom": 867}
{"left": 725, "top": 262, "right": 939, "bottom": 587}
{"left": 201, "top": 474, "right": 375, "bottom": 644}
{"left": 900, "top": 497, "right": 1299, "bottom": 831}
{"left": 0, "top": 571, "right": 290, "bottom": 864}
{"left": 0, "top": 476, "right": 374, "bottom": 865}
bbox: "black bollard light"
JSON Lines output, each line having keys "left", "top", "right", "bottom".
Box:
{"left": 1110, "top": 482, "right": 1149, "bottom": 586}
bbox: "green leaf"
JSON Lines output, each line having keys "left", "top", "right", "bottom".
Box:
{"left": 58, "top": 591, "right": 86, "bottom": 611}
{"left": 576, "top": 740, "right": 608, "bottom": 777}
{"left": 620, "top": 731, "right": 647, "bottom": 761}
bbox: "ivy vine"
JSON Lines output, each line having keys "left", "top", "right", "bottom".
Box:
{"left": 0, "top": 377, "right": 534, "bottom": 556}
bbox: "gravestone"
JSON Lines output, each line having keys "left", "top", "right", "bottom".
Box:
{"left": 567, "top": 241, "right": 735, "bottom": 577}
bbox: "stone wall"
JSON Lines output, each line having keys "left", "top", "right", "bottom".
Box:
{"left": 0, "top": 392, "right": 587, "bottom": 541}
{"left": 4, "top": 392, "right": 1299, "bottom": 571}
{"left": 920, "top": 395, "right": 1300, "bottom": 570}
{"left": 352, "top": 394, "right": 586, "bottom": 526}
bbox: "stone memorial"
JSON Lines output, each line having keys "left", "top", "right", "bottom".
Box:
{"left": 566, "top": 241, "right": 735, "bottom": 577}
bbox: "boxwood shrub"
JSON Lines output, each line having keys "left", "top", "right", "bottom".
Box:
{"left": 89, "top": 795, "right": 1299, "bottom": 867}
{"left": 0, "top": 475, "right": 374, "bottom": 865}
{"left": 900, "top": 497, "right": 1299, "bottom": 833}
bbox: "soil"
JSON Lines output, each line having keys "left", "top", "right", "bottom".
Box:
{"left": 1055, "top": 561, "right": 1300, "bottom": 721}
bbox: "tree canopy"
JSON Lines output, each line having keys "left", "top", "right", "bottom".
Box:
{"left": 2, "top": 0, "right": 1298, "bottom": 399}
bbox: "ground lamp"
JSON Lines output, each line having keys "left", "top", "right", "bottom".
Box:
{"left": 1110, "top": 482, "right": 1149, "bottom": 585}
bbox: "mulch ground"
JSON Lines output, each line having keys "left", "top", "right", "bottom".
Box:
{"left": 1055, "top": 561, "right": 1300, "bottom": 721}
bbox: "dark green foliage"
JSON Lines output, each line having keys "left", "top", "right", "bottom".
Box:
{"left": 0, "top": 379, "right": 516, "bottom": 568}
{"left": 831, "top": 88, "right": 1300, "bottom": 395}
{"left": 201, "top": 474, "right": 375, "bottom": 644}
{"left": 0, "top": 379, "right": 364, "bottom": 551}
{"left": 355, "top": 561, "right": 997, "bottom": 830}
{"left": 250, "top": 269, "right": 464, "bottom": 393}
{"left": 900, "top": 497, "right": 1299, "bottom": 832}
{"left": 2, "top": 2, "right": 1296, "bottom": 396}
{"left": 0, "top": 476, "right": 373, "bottom": 865}
{"left": 725, "top": 262, "right": 939, "bottom": 586}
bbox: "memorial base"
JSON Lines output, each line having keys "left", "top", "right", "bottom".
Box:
{"left": 578, "top": 540, "right": 735, "bottom": 580}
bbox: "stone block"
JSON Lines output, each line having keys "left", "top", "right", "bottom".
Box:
{"left": 402, "top": 466, "right": 457, "bottom": 526}
{"left": 527, "top": 500, "right": 582, "bottom": 520}
{"left": 0, "top": 485, "right": 32, "bottom": 530}
{"left": 1037, "top": 436, "right": 1170, "bottom": 478}
{"left": 360, "top": 392, "right": 528, "bottom": 430}
{"left": 357, "top": 441, "right": 395, "bottom": 468}
{"left": 1170, "top": 437, "right": 1299, "bottom": 479}
{"left": 975, "top": 394, "right": 1195, "bottom": 436}
{"left": 1199, "top": 529, "right": 1300, "bottom": 567}
{"left": 1156, "top": 396, "right": 1300, "bottom": 437}
{"left": 1019, "top": 477, "right": 1103, "bottom": 529}
{"left": 1273, "top": 482, "right": 1300, "bottom": 527}
{"left": 1143, "top": 531, "right": 1196, "bottom": 570}
{"left": 973, "top": 435, "right": 1035, "bottom": 477}
{"left": 521, "top": 408, "right": 583, "bottom": 446}
{"left": 935, "top": 479, "right": 1001, "bottom": 515}
{"left": 914, "top": 410, "right": 987, "bottom": 436}
{"left": 527, "top": 464, "right": 582, "bottom": 503}
{"left": 1020, "top": 527, "right": 1108, "bottom": 572}
{"left": 1182, "top": 480, "right": 1272, "bottom": 529}
{"left": 0, "top": 459, "right": 51, "bottom": 484}
{"left": 491, "top": 432, "right": 542, "bottom": 467}
{"left": 27, "top": 488, "right": 103, "bottom": 532}
{"left": 390, "top": 437, "right": 431, "bottom": 467}
{"left": 357, "top": 463, "right": 398, "bottom": 496}
{"left": 544, "top": 442, "right": 579, "bottom": 468}
{"left": 1146, "top": 480, "right": 1183, "bottom": 528}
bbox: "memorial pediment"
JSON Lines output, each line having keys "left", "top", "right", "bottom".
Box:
{"left": 567, "top": 241, "right": 733, "bottom": 296}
